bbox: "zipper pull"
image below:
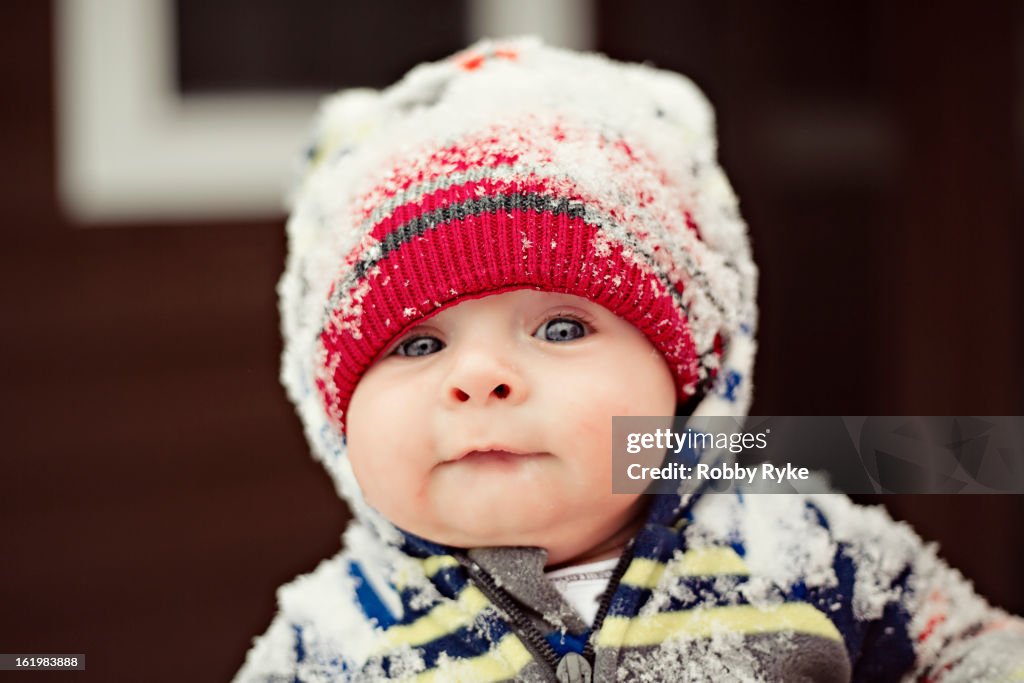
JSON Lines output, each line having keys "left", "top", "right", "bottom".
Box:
{"left": 555, "top": 652, "right": 592, "bottom": 683}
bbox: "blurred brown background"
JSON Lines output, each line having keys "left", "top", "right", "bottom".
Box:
{"left": 1, "top": 1, "right": 1021, "bottom": 681}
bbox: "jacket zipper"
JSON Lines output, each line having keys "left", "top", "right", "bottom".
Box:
{"left": 454, "top": 541, "right": 636, "bottom": 678}
{"left": 582, "top": 542, "right": 635, "bottom": 663}
{"left": 456, "top": 553, "right": 562, "bottom": 672}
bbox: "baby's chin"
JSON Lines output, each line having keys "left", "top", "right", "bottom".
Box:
{"left": 396, "top": 496, "right": 579, "bottom": 549}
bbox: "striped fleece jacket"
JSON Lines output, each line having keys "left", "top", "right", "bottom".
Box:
{"left": 234, "top": 486, "right": 1024, "bottom": 682}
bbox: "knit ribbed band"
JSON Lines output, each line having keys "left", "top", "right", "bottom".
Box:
{"left": 316, "top": 119, "right": 715, "bottom": 433}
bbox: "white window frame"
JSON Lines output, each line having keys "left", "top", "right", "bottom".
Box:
{"left": 55, "top": 0, "right": 594, "bottom": 224}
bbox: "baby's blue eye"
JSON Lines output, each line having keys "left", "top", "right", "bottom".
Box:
{"left": 395, "top": 336, "right": 444, "bottom": 357}
{"left": 536, "top": 317, "right": 586, "bottom": 342}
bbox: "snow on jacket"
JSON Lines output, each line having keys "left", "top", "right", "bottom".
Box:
{"left": 233, "top": 484, "right": 1024, "bottom": 682}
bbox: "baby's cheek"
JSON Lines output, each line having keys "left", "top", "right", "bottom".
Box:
{"left": 553, "top": 403, "right": 620, "bottom": 495}
{"left": 346, "top": 446, "right": 381, "bottom": 503}
{"left": 559, "top": 391, "right": 618, "bottom": 446}
{"left": 350, "top": 448, "right": 418, "bottom": 519}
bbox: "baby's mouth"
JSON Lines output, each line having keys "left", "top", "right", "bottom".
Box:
{"left": 448, "top": 448, "right": 549, "bottom": 464}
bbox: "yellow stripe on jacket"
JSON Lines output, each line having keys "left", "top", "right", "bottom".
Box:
{"left": 596, "top": 603, "right": 843, "bottom": 648}
{"left": 621, "top": 546, "right": 750, "bottom": 590}
{"left": 412, "top": 633, "right": 534, "bottom": 683}
{"left": 378, "top": 584, "right": 491, "bottom": 650}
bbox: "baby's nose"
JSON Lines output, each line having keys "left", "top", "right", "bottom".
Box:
{"left": 445, "top": 349, "right": 526, "bottom": 406}
{"left": 451, "top": 382, "right": 512, "bottom": 403}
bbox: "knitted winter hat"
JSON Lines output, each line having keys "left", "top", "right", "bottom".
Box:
{"left": 278, "top": 38, "right": 757, "bottom": 524}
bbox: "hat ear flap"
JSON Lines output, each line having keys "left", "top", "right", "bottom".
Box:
{"left": 287, "top": 88, "right": 384, "bottom": 210}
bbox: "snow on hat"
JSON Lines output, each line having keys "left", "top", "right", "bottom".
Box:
{"left": 278, "top": 37, "right": 757, "bottom": 519}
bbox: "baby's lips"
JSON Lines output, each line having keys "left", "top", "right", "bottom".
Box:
{"left": 452, "top": 450, "right": 549, "bottom": 466}
{"left": 447, "top": 444, "right": 548, "bottom": 463}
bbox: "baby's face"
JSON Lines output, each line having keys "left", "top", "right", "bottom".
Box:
{"left": 345, "top": 289, "right": 676, "bottom": 565}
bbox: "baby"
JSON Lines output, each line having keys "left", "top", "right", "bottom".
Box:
{"left": 235, "top": 38, "right": 1024, "bottom": 682}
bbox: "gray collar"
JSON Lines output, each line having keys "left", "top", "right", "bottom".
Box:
{"left": 467, "top": 546, "right": 590, "bottom": 633}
